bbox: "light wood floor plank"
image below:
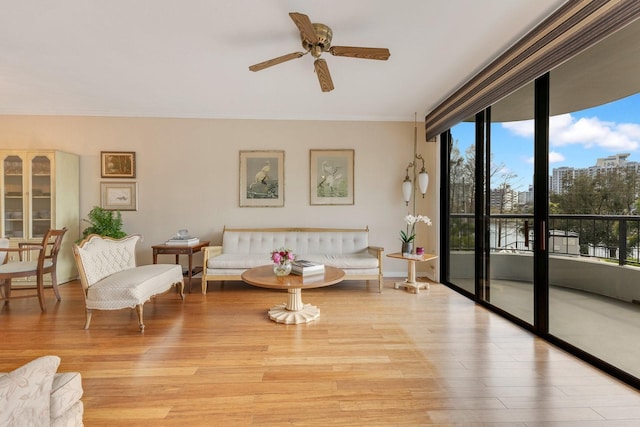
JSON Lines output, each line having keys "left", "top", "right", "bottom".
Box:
{"left": 1, "top": 278, "right": 639, "bottom": 426}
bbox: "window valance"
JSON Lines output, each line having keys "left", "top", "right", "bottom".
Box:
{"left": 425, "top": 0, "right": 640, "bottom": 140}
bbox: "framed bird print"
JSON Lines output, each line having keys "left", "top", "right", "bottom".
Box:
{"left": 100, "top": 182, "right": 138, "bottom": 211}
{"left": 310, "top": 149, "right": 354, "bottom": 205}
{"left": 239, "top": 150, "right": 285, "bottom": 207}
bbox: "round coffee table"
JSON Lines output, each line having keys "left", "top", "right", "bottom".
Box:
{"left": 241, "top": 265, "right": 345, "bottom": 324}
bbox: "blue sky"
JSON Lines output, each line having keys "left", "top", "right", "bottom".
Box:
{"left": 452, "top": 93, "right": 640, "bottom": 191}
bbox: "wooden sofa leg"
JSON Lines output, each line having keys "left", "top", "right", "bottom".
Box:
{"left": 378, "top": 276, "right": 383, "bottom": 293}
{"left": 84, "top": 309, "right": 93, "bottom": 330}
{"left": 177, "top": 281, "right": 185, "bottom": 300}
{"left": 136, "top": 304, "right": 145, "bottom": 331}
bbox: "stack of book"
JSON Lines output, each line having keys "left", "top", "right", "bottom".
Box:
{"left": 291, "top": 259, "right": 325, "bottom": 276}
{"left": 165, "top": 236, "right": 200, "bottom": 246}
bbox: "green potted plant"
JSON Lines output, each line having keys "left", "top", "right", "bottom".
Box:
{"left": 79, "top": 206, "right": 127, "bottom": 241}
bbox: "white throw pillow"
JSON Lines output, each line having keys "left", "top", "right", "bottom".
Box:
{"left": 0, "top": 355, "right": 60, "bottom": 426}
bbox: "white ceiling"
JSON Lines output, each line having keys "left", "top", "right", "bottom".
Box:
{"left": 0, "top": 0, "right": 566, "bottom": 122}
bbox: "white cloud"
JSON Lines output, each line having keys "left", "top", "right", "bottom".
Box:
{"left": 525, "top": 151, "right": 564, "bottom": 164}
{"left": 549, "top": 151, "right": 565, "bottom": 163}
{"left": 502, "top": 113, "right": 640, "bottom": 152}
{"left": 503, "top": 119, "right": 534, "bottom": 137}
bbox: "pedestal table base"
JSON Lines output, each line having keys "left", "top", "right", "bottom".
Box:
{"left": 268, "top": 288, "right": 320, "bottom": 324}
{"left": 394, "top": 280, "right": 430, "bottom": 294}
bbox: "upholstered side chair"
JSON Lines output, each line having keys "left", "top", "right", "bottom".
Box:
{"left": 0, "top": 228, "right": 67, "bottom": 311}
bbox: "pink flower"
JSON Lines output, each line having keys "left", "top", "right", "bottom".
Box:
{"left": 271, "top": 247, "right": 295, "bottom": 265}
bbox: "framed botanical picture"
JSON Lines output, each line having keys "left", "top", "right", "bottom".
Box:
{"left": 310, "top": 149, "right": 354, "bottom": 205}
{"left": 239, "top": 150, "right": 285, "bottom": 207}
{"left": 100, "top": 182, "right": 138, "bottom": 211}
{"left": 101, "top": 151, "right": 136, "bottom": 178}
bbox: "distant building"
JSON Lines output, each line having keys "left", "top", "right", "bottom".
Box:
{"left": 551, "top": 166, "right": 576, "bottom": 194}
{"left": 491, "top": 185, "right": 518, "bottom": 211}
{"left": 517, "top": 184, "right": 534, "bottom": 207}
{"left": 551, "top": 153, "right": 640, "bottom": 194}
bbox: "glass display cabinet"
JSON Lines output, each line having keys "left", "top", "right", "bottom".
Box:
{"left": 1, "top": 150, "right": 80, "bottom": 287}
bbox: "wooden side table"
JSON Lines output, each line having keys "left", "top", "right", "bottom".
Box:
{"left": 386, "top": 252, "right": 438, "bottom": 294}
{"left": 152, "top": 241, "right": 209, "bottom": 293}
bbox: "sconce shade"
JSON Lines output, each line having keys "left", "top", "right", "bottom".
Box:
{"left": 418, "top": 169, "right": 429, "bottom": 196}
{"left": 402, "top": 178, "right": 412, "bottom": 205}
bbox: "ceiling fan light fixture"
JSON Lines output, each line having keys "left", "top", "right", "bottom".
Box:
{"left": 310, "top": 45, "right": 324, "bottom": 58}
{"left": 248, "top": 12, "right": 390, "bottom": 92}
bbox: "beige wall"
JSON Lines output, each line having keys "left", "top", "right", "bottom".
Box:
{"left": 0, "top": 115, "right": 439, "bottom": 279}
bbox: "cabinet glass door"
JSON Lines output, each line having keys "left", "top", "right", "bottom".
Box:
{"left": 3, "top": 155, "right": 25, "bottom": 238}
{"left": 30, "top": 155, "right": 52, "bottom": 238}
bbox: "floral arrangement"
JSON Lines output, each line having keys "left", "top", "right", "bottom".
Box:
{"left": 271, "top": 248, "right": 295, "bottom": 266}
{"left": 400, "top": 214, "right": 432, "bottom": 243}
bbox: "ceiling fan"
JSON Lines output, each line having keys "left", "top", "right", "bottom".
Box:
{"left": 249, "top": 12, "right": 391, "bottom": 92}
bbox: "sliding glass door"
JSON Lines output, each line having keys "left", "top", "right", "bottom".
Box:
{"left": 484, "top": 86, "right": 536, "bottom": 325}
{"left": 442, "top": 16, "right": 640, "bottom": 386}
{"left": 447, "top": 119, "right": 476, "bottom": 295}
{"left": 547, "top": 18, "right": 640, "bottom": 380}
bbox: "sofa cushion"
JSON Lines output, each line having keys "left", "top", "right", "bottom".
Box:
{"left": 222, "top": 230, "right": 370, "bottom": 255}
{"left": 86, "top": 264, "right": 183, "bottom": 310}
{"left": 304, "top": 253, "right": 379, "bottom": 269}
{"left": 50, "top": 372, "right": 83, "bottom": 420}
{"left": 0, "top": 355, "right": 60, "bottom": 426}
{"left": 207, "top": 254, "right": 271, "bottom": 269}
{"left": 207, "top": 252, "right": 378, "bottom": 270}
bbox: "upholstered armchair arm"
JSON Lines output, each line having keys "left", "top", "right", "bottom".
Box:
{"left": 368, "top": 246, "right": 384, "bottom": 287}
{"left": 202, "top": 245, "right": 223, "bottom": 262}
{"left": 367, "top": 246, "right": 384, "bottom": 258}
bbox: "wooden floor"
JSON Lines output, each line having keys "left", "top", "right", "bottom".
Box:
{"left": 2, "top": 278, "right": 640, "bottom": 426}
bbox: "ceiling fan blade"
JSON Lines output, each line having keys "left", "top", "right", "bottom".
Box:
{"left": 329, "top": 46, "right": 391, "bottom": 60}
{"left": 314, "top": 59, "right": 334, "bottom": 92}
{"left": 289, "top": 12, "right": 318, "bottom": 44}
{"left": 249, "top": 52, "right": 305, "bottom": 72}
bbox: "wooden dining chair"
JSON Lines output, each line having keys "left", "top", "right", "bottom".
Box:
{"left": 0, "top": 228, "right": 68, "bottom": 311}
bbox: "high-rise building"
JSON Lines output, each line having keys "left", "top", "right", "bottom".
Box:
{"left": 551, "top": 153, "right": 639, "bottom": 194}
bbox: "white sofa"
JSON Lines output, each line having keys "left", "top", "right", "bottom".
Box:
{"left": 202, "top": 227, "right": 384, "bottom": 293}
{"left": 0, "top": 355, "right": 83, "bottom": 426}
{"left": 73, "top": 234, "right": 185, "bottom": 331}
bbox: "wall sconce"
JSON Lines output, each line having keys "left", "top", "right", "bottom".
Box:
{"left": 402, "top": 154, "right": 429, "bottom": 205}
{"left": 402, "top": 113, "right": 429, "bottom": 210}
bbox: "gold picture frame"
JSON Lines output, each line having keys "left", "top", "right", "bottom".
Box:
{"left": 101, "top": 151, "right": 136, "bottom": 178}
{"left": 100, "top": 182, "right": 138, "bottom": 211}
{"left": 310, "top": 149, "right": 354, "bottom": 205}
{"left": 239, "top": 150, "right": 285, "bottom": 207}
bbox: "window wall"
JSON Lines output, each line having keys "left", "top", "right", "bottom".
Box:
{"left": 547, "top": 17, "right": 640, "bottom": 379}
{"left": 442, "top": 17, "right": 640, "bottom": 386}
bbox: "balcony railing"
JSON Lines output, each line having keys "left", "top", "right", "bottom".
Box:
{"left": 450, "top": 213, "right": 640, "bottom": 266}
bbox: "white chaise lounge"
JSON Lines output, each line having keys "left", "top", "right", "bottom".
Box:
{"left": 73, "top": 234, "right": 184, "bottom": 331}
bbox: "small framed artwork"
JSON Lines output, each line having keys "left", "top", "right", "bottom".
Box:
{"left": 100, "top": 182, "right": 138, "bottom": 211}
{"left": 101, "top": 151, "right": 136, "bottom": 178}
{"left": 239, "top": 150, "right": 285, "bottom": 207}
{"left": 310, "top": 149, "right": 354, "bottom": 205}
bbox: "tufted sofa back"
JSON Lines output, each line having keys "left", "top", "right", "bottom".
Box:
{"left": 73, "top": 234, "right": 140, "bottom": 288}
{"left": 222, "top": 228, "right": 370, "bottom": 255}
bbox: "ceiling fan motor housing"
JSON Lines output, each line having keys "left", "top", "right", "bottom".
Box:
{"left": 302, "top": 23, "right": 333, "bottom": 57}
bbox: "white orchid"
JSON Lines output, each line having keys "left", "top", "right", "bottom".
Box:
{"left": 400, "top": 214, "right": 432, "bottom": 242}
